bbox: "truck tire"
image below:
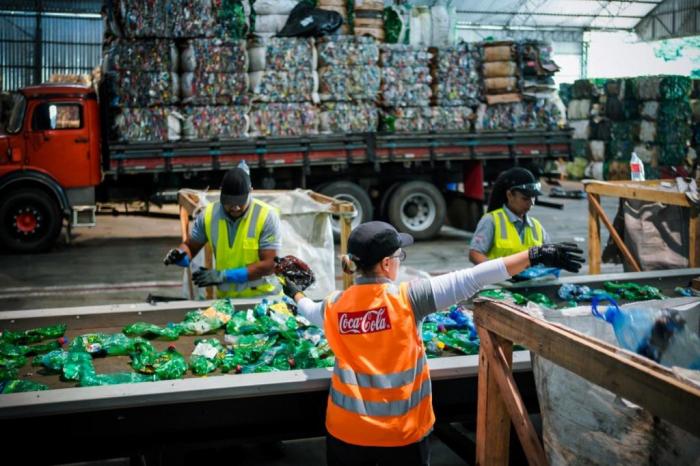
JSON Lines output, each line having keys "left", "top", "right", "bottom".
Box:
{"left": 319, "top": 181, "right": 374, "bottom": 240}
{"left": 0, "top": 188, "right": 63, "bottom": 253}
{"left": 388, "top": 181, "right": 446, "bottom": 240}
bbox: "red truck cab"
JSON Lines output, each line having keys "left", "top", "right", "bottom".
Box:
{"left": 0, "top": 84, "right": 101, "bottom": 252}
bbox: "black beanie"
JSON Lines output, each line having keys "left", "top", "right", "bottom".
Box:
{"left": 220, "top": 167, "right": 251, "bottom": 196}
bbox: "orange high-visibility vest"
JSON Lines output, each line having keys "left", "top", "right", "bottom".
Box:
{"left": 323, "top": 281, "right": 435, "bottom": 447}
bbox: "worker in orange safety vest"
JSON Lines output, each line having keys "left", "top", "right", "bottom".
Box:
{"left": 281, "top": 221, "right": 583, "bottom": 465}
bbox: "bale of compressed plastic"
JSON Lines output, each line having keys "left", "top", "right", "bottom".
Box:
{"left": 639, "top": 120, "right": 657, "bottom": 143}
{"left": 170, "top": 0, "right": 217, "bottom": 38}
{"left": 659, "top": 143, "right": 688, "bottom": 165}
{"left": 567, "top": 99, "right": 591, "bottom": 121}
{"left": 634, "top": 143, "right": 658, "bottom": 165}
{"left": 380, "top": 43, "right": 433, "bottom": 68}
{"left": 104, "top": 71, "right": 179, "bottom": 107}
{"left": 636, "top": 76, "right": 662, "bottom": 101}
{"left": 248, "top": 37, "right": 316, "bottom": 72}
{"left": 589, "top": 140, "right": 605, "bottom": 161}
{"left": 607, "top": 139, "right": 634, "bottom": 160}
{"left": 382, "top": 106, "right": 472, "bottom": 132}
{"left": 249, "top": 103, "right": 318, "bottom": 136}
{"left": 212, "top": 0, "right": 251, "bottom": 39}
{"left": 657, "top": 100, "right": 692, "bottom": 144}
{"left": 640, "top": 101, "right": 659, "bottom": 120}
{"left": 569, "top": 119, "right": 589, "bottom": 140}
{"left": 572, "top": 79, "right": 596, "bottom": 99}
{"left": 432, "top": 43, "right": 481, "bottom": 107}
{"left": 381, "top": 66, "right": 432, "bottom": 106}
{"left": 111, "top": 107, "right": 181, "bottom": 142}
{"left": 660, "top": 75, "right": 692, "bottom": 101}
{"left": 103, "top": 39, "right": 178, "bottom": 73}
{"left": 318, "top": 66, "right": 380, "bottom": 102}
{"left": 181, "top": 72, "right": 249, "bottom": 105}
{"left": 117, "top": 0, "right": 168, "bottom": 38}
{"left": 589, "top": 118, "right": 611, "bottom": 141}
{"left": 604, "top": 96, "right": 625, "bottom": 121}
{"left": 180, "top": 38, "right": 247, "bottom": 73}
{"left": 249, "top": 70, "right": 319, "bottom": 103}
{"left": 610, "top": 120, "right": 640, "bottom": 141}
{"left": 181, "top": 106, "right": 249, "bottom": 139}
{"left": 316, "top": 35, "right": 379, "bottom": 67}
{"left": 319, "top": 102, "right": 378, "bottom": 133}
{"left": 571, "top": 139, "right": 588, "bottom": 159}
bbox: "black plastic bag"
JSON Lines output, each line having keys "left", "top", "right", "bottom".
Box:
{"left": 277, "top": 1, "right": 343, "bottom": 37}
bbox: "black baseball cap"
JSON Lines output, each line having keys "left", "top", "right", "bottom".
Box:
{"left": 348, "top": 221, "right": 414, "bottom": 267}
{"left": 504, "top": 167, "right": 543, "bottom": 197}
{"left": 220, "top": 167, "right": 252, "bottom": 206}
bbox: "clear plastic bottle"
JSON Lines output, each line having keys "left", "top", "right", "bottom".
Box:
{"left": 630, "top": 152, "right": 645, "bottom": 181}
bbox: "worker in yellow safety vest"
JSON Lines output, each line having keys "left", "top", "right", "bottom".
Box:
{"left": 164, "top": 166, "right": 281, "bottom": 298}
{"left": 469, "top": 167, "right": 550, "bottom": 265}
{"left": 280, "top": 221, "right": 583, "bottom": 465}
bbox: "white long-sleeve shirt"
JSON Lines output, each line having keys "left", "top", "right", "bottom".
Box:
{"left": 296, "top": 259, "right": 510, "bottom": 327}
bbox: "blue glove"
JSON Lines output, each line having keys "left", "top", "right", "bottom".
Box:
{"left": 164, "top": 248, "right": 190, "bottom": 267}
{"left": 192, "top": 267, "right": 248, "bottom": 287}
{"left": 223, "top": 267, "right": 248, "bottom": 284}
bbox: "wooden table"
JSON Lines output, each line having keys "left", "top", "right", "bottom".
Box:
{"left": 584, "top": 179, "right": 699, "bottom": 274}
{"left": 178, "top": 189, "right": 356, "bottom": 298}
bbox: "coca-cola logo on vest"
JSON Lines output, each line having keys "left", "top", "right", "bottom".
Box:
{"left": 338, "top": 307, "right": 392, "bottom": 335}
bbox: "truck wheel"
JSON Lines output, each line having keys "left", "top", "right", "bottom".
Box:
{"left": 320, "top": 181, "right": 374, "bottom": 239}
{"left": 0, "top": 189, "right": 63, "bottom": 253}
{"left": 388, "top": 181, "right": 446, "bottom": 240}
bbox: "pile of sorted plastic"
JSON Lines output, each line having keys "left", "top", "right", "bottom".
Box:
{"left": 422, "top": 305, "right": 481, "bottom": 358}
{"left": 181, "top": 106, "right": 250, "bottom": 140}
{"left": 104, "top": 71, "right": 180, "bottom": 108}
{"left": 249, "top": 103, "right": 318, "bottom": 136}
{"left": 474, "top": 99, "right": 563, "bottom": 131}
{"left": 380, "top": 44, "right": 433, "bottom": 107}
{"left": 381, "top": 106, "right": 473, "bottom": 132}
{"left": 103, "top": 40, "right": 179, "bottom": 73}
{"left": 432, "top": 42, "right": 481, "bottom": 107}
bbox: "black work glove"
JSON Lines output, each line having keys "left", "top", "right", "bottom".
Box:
{"left": 528, "top": 242, "right": 585, "bottom": 273}
{"left": 163, "top": 248, "right": 189, "bottom": 267}
{"left": 280, "top": 276, "right": 304, "bottom": 300}
{"left": 192, "top": 268, "right": 225, "bottom": 287}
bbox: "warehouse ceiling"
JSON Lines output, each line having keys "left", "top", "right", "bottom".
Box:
{"left": 454, "top": 0, "right": 664, "bottom": 30}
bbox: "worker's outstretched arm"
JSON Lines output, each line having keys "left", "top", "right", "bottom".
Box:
{"left": 163, "top": 240, "right": 205, "bottom": 267}
{"left": 469, "top": 249, "right": 489, "bottom": 265}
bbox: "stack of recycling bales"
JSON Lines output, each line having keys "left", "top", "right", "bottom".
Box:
{"left": 654, "top": 76, "right": 693, "bottom": 169}
{"left": 692, "top": 80, "right": 700, "bottom": 164}
{"left": 353, "top": 0, "right": 384, "bottom": 42}
{"left": 380, "top": 44, "right": 440, "bottom": 132}
{"left": 318, "top": 0, "right": 351, "bottom": 34}
{"left": 103, "top": 40, "right": 181, "bottom": 142}
{"left": 250, "top": 0, "right": 296, "bottom": 39}
{"left": 428, "top": 42, "right": 479, "bottom": 130}
{"left": 180, "top": 39, "right": 250, "bottom": 139}
{"left": 475, "top": 41, "right": 565, "bottom": 132}
{"left": 248, "top": 37, "right": 319, "bottom": 136}
{"left": 317, "top": 35, "right": 380, "bottom": 133}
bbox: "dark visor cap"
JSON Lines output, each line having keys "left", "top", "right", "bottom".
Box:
{"left": 348, "top": 221, "right": 414, "bottom": 267}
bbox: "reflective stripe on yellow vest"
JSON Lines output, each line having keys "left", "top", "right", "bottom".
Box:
{"left": 203, "top": 198, "right": 277, "bottom": 298}
{"left": 323, "top": 282, "right": 435, "bottom": 447}
{"left": 486, "top": 207, "right": 544, "bottom": 259}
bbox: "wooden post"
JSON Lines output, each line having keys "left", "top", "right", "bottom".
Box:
{"left": 340, "top": 214, "right": 352, "bottom": 290}
{"left": 587, "top": 193, "right": 601, "bottom": 274}
{"left": 588, "top": 193, "right": 641, "bottom": 272}
{"left": 179, "top": 206, "right": 195, "bottom": 300}
{"left": 476, "top": 328, "right": 512, "bottom": 466}
{"left": 689, "top": 207, "right": 699, "bottom": 268}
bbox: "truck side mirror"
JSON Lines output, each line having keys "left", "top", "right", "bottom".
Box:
{"left": 11, "top": 147, "right": 22, "bottom": 162}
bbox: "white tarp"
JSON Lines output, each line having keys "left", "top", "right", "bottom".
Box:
{"left": 180, "top": 188, "right": 336, "bottom": 300}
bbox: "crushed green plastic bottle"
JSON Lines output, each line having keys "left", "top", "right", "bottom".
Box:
{"left": 0, "top": 341, "right": 29, "bottom": 358}
{"left": 1, "top": 324, "right": 66, "bottom": 345}
{"left": 526, "top": 293, "right": 555, "bottom": 309}
{"left": 32, "top": 350, "right": 68, "bottom": 373}
{"left": 478, "top": 289, "right": 509, "bottom": 300}
{"left": 62, "top": 351, "right": 96, "bottom": 381}
{"left": 189, "top": 338, "right": 227, "bottom": 376}
{"left": 130, "top": 345, "right": 187, "bottom": 380}
{"left": 123, "top": 322, "right": 180, "bottom": 341}
{"left": 603, "top": 281, "right": 665, "bottom": 301}
{"left": 438, "top": 331, "right": 480, "bottom": 355}
{"left": 0, "top": 367, "right": 18, "bottom": 381}
{"left": 228, "top": 333, "right": 277, "bottom": 365}
{"left": 1, "top": 379, "right": 48, "bottom": 393}
{"left": 179, "top": 307, "right": 232, "bottom": 335}
{"left": 69, "top": 333, "right": 136, "bottom": 356}
{"left": 1, "top": 355, "right": 27, "bottom": 369}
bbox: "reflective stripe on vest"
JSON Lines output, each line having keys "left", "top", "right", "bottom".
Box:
{"left": 203, "top": 198, "right": 277, "bottom": 298}
{"left": 333, "top": 353, "right": 427, "bottom": 389}
{"left": 329, "top": 377, "right": 432, "bottom": 417}
{"left": 487, "top": 207, "right": 543, "bottom": 259}
{"left": 323, "top": 281, "right": 435, "bottom": 447}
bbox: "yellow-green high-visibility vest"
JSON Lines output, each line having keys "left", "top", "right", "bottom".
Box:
{"left": 204, "top": 198, "right": 278, "bottom": 298}
{"left": 486, "top": 207, "right": 544, "bottom": 259}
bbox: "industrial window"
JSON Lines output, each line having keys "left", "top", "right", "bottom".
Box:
{"left": 32, "top": 103, "right": 83, "bottom": 131}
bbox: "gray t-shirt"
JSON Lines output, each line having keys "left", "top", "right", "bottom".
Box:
{"left": 469, "top": 206, "right": 549, "bottom": 255}
{"left": 190, "top": 201, "right": 281, "bottom": 250}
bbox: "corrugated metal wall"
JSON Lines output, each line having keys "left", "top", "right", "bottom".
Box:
{"left": 636, "top": 0, "right": 700, "bottom": 40}
{"left": 0, "top": 7, "right": 103, "bottom": 92}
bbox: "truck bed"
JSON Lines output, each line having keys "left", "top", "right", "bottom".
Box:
{"left": 106, "top": 130, "right": 572, "bottom": 175}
